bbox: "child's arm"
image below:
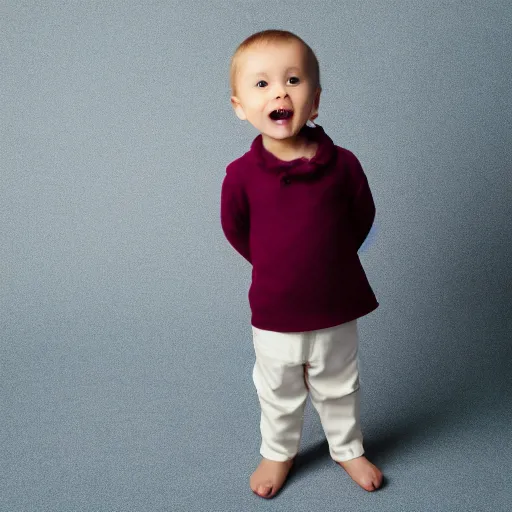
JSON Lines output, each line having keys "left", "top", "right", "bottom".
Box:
{"left": 348, "top": 157, "right": 376, "bottom": 252}
{"left": 220, "top": 165, "right": 252, "bottom": 264}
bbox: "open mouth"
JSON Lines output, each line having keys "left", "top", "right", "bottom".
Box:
{"left": 269, "top": 109, "right": 293, "bottom": 121}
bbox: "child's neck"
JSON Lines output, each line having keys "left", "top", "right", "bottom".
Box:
{"left": 262, "top": 133, "right": 317, "bottom": 162}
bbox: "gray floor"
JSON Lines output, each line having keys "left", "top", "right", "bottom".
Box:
{"left": 3, "top": 313, "right": 511, "bottom": 512}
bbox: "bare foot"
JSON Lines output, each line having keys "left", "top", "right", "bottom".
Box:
{"left": 337, "top": 456, "right": 383, "bottom": 491}
{"left": 250, "top": 457, "right": 294, "bottom": 499}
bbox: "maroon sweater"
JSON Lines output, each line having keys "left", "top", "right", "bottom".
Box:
{"left": 220, "top": 124, "right": 379, "bottom": 332}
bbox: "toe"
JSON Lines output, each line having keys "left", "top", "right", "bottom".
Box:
{"left": 257, "top": 485, "right": 272, "bottom": 497}
{"left": 362, "top": 479, "right": 376, "bottom": 492}
{"left": 367, "top": 471, "right": 382, "bottom": 491}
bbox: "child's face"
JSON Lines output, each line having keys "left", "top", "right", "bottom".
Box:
{"left": 231, "top": 40, "right": 320, "bottom": 141}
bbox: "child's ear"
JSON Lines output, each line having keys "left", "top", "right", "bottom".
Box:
{"left": 310, "top": 88, "right": 321, "bottom": 121}
{"left": 231, "top": 96, "right": 247, "bottom": 121}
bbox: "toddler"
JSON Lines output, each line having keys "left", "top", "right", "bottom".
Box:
{"left": 220, "top": 30, "right": 383, "bottom": 499}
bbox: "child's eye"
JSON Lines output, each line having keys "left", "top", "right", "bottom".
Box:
{"left": 256, "top": 80, "right": 268, "bottom": 88}
{"left": 288, "top": 76, "right": 300, "bottom": 85}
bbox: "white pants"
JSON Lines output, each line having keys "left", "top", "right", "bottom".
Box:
{"left": 251, "top": 320, "right": 364, "bottom": 463}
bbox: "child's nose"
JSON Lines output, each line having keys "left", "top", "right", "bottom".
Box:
{"left": 272, "top": 84, "right": 288, "bottom": 99}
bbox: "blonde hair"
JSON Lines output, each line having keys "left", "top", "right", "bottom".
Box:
{"left": 229, "top": 29, "right": 321, "bottom": 96}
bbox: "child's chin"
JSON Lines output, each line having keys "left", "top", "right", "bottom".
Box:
{"left": 262, "top": 131, "right": 294, "bottom": 141}
{"left": 262, "top": 124, "right": 298, "bottom": 138}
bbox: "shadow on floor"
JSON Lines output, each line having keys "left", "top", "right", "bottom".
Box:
{"left": 286, "top": 379, "right": 511, "bottom": 489}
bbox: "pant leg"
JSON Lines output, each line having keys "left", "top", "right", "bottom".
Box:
{"left": 251, "top": 326, "right": 309, "bottom": 462}
{"left": 305, "top": 320, "right": 364, "bottom": 462}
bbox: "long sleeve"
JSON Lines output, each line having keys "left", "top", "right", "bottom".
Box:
{"left": 220, "top": 166, "right": 252, "bottom": 264}
{"left": 348, "top": 159, "right": 376, "bottom": 252}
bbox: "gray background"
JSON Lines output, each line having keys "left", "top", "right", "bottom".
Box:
{"left": 2, "top": 1, "right": 511, "bottom": 511}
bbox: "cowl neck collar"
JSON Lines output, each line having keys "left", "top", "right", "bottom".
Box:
{"left": 249, "top": 123, "right": 337, "bottom": 177}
